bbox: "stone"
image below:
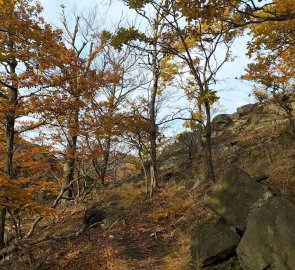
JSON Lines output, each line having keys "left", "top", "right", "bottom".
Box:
{"left": 162, "top": 172, "right": 176, "bottom": 181}
{"left": 237, "top": 104, "right": 255, "bottom": 116}
{"left": 237, "top": 197, "right": 295, "bottom": 270}
{"left": 212, "top": 114, "right": 233, "bottom": 124}
{"left": 204, "top": 166, "right": 273, "bottom": 231}
{"left": 190, "top": 220, "right": 241, "bottom": 267}
{"left": 84, "top": 204, "right": 107, "bottom": 227}
{"left": 227, "top": 154, "right": 238, "bottom": 164}
{"left": 212, "top": 114, "right": 233, "bottom": 135}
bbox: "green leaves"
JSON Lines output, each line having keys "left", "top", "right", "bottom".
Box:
{"left": 100, "top": 30, "right": 113, "bottom": 45}
{"left": 125, "top": 0, "right": 149, "bottom": 9}
{"left": 110, "top": 27, "right": 148, "bottom": 50}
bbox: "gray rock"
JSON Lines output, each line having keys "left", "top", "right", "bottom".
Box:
{"left": 237, "top": 104, "right": 255, "bottom": 116}
{"left": 84, "top": 204, "right": 107, "bottom": 227}
{"left": 191, "top": 220, "right": 241, "bottom": 267}
{"left": 227, "top": 154, "right": 238, "bottom": 164}
{"left": 204, "top": 166, "right": 273, "bottom": 231}
{"left": 212, "top": 114, "right": 233, "bottom": 136}
{"left": 212, "top": 114, "right": 233, "bottom": 124}
{"left": 237, "top": 197, "right": 295, "bottom": 270}
{"left": 162, "top": 171, "right": 180, "bottom": 181}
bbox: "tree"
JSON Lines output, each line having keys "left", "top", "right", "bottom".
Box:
{"left": 83, "top": 45, "right": 146, "bottom": 185}
{"left": 40, "top": 8, "right": 107, "bottom": 199}
{"left": 242, "top": 1, "right": 295, "bottom": 138}
{"left": 137, "top": 0, "right": 236, "bottom": 182}
{"left": 109, "top": 1, "right": 177, "bottom": 195}
{"left": 178, "top": 0, "right": 295, "bottom": 27}
{"left": 0, "top": 0, "right": 63, "bottom": 248}
{"left": 222, "top": 0, "right": 295, "bottom": 139}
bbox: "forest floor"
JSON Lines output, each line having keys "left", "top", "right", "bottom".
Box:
{"left": 1, "top": 178, "right": 216, "bottom": 270}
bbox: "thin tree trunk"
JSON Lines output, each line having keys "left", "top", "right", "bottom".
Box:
{"left": 204, "top": 99, "right": 215, "bottom": 183}
{"left": 63, "top": 109, "right": 79, "bottom": 199}
{"left": 149, "top": 37, "right": 159, "bottom": 195}
{"left": 284, "top": 106, "right": 295, "bottom": 139}
{"left": 63, "top": 156, "right": 75, "bottom": 199}
{"left": 100, "top": 136, "right": 111, "bottom": 185}
{"left": 0, "top": 48, "right": 18, "bottom": 247}
{"left": 139, "top": 152, "right": 149, "bottom": 195}
{"left": 0, "top": 208, "right": 6, "bottom": 249}
{"left": 0, "top": 91, "right": 17, "bottom": 247}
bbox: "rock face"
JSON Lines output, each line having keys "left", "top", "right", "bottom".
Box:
{"left": 212, "top": 114, "right": 233, "bottom": 124}
{"left": 191, "top": 220, "right": 240, "bottom": 267}
{"left": 237, "top": 104, "right": 255, "bottom": 116}
{"left": 237, "top": 197, "right": 295, "bottom": 270}
{"left": 204, "top": 166, "right": 273, "bottom": 231}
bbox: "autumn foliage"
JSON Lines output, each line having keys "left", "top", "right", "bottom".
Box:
{"left": 0, "top": 0, "right": 294, "bottom": 262}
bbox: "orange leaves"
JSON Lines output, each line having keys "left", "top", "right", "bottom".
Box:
{"left": 0, "top": 175, "right": 33, "bottom": 209}
{"left": 0, "top": 174, "right": 56, "bottom": 217}
{"left": 244, "top": 3, "right": 295, "bottom": 99}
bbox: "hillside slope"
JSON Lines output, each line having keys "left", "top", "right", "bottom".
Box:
{"left": 1, "top": 101, "right": 295, "bottom": 270}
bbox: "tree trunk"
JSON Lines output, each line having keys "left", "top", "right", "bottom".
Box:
{"left": 0, "top": 53, "right": 18, "bottom": 248}
{"left": 204, "top": 99, "right": 215, "bottom": 183}
{"left": 63, "top": 109, "right": 79, "bottom": 199}
{"left": 284, "top": 105, "right": 295, "bottom": 139}
{"left": 0, "top": 90, "right": 17, "bottom": 247}
{"left": 0, "top": 208, "right": 6, "bottom": 249}
{"left": 139, "top": 151, "right": 149, "bottom": 195}
{"left": 149, "top": 128, "right": 158, "bottom": 191}
{"left": 63, "top": 151, "right": 76, "bottom": 199}
{"left": 149, "top": 37, "right": 159, "bottom": 195}
{"left": 100, "top": 137, "right": 111, "bottom": 185}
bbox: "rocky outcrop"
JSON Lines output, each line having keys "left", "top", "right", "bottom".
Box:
{"left": 200, "top": 165, "right": 295, "bottom": 270}
{"left": 191, "top": 220, "right": 240, "bottom": 267}
{"left": 212, "top": 114, "right": 233, "bottom": 134}
{"left": 237, "top": 197, "right": 295, "bottom": 270}
{"left": 204, "top": 166, "right": 273, "bottom": 231}
{"left": 212, "top": 114, "right": 233, "bottom": 125}
{"left": 237, "top": 104, "right": 256, "bottom": 116}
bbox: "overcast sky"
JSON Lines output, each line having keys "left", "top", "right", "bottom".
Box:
{"left": 40, "top": 0, "right": 255, "bottom": 118}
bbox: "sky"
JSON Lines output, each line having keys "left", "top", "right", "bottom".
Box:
{"left": 40, "top": 0, "right": 255, "bottom": 117}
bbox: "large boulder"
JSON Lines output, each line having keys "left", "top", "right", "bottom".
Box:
{"left": 190, "top": 220, "right": 241, "bottom": 267}
{"left": 212, "top": 114, "right": 233, "bottom": 137}
{"left": 212, "top": 114, "right": 233, "bottom": 125}
{"left": 237, "top": 197, "right": 295, "bottom": 270}
{"left": 237, "top": 104, "right": 255, "bottom": 116}
{"left": 84, "top": 204, "right": 107, "bottom": 227}
{"left": 84, "top": 204, "right": 126, "bottom": 230}
{"left": 204, "top": 166, "right": 273, "bottom": 231}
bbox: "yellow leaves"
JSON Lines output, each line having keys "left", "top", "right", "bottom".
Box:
{"left": 260, "top": 0, "right": 295, "bottom": 17}
{"left": 183, "top": 37, "right": 198, "bottom": 48}
{"left": 183, "top": 111, "right": 202, "bottom": 130}
{"left": 0, "top": 175, "right": 34, "bottom": 211}
{"left": 0, "top": 141, "right": 60, "bottom": 217}
{"left": 198, "top": 90, "right": 219, "bottom": 105}
{"left": 159, "top": 56, "right": 179, "bottom": 83}
{"left": 246, "top": 0, "right": 295, "bottom": 86}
